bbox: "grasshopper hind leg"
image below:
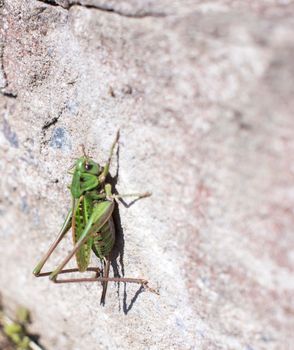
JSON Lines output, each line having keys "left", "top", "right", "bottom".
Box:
{"left": 100, "top": 257, "right": 111, "bottom": 305}
{"left": 36, "top": 267, "right": 102, "bottom": 278}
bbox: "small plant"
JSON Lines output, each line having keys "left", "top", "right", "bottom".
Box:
{"left": 0, "top": 304, "right": 43, "bottom": 350}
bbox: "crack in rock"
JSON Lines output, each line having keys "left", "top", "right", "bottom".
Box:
{"left": 42, "top": 105, "right": 66, "bottom": 132}
{"left": 0, "top": 2, "right": 18, "bottom": 98}
{"left": 37, "top": 0, "right": 167, "bottom": 18}
{"left": 41, "top": 113, "right": 62, "bottom": 148}
{"left": 40, "top": 108, "right": 72, "bottom": 152}
{"left": 1, "top": 91, "right": 17, "bottom": 98}
{"left": 42, "top": 116, "right": 59, "bottom": 130}
{"left": 0, "top": 50, "right": 7, "bottom": 91}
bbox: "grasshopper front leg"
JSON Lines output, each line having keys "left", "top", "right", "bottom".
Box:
{"left": 104, "top": 183, "right": 151, "bottom": 201}
{"left": 98, "top": 130, "right": 119, "bottom": 183}
{"left": 112, "top": 192, "right": 152, "bottom": 200}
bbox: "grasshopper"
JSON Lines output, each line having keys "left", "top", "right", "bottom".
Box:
{"left": 33, "top": 131, "right": 155, "bottom": 303}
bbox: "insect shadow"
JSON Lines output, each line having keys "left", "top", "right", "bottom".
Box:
{"left": 106, "top": 144, "right": 146, "bottom": 313}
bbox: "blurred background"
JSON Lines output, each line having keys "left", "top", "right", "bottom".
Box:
{"left": 1, "top": 1, "right": 294, "bottom": 349}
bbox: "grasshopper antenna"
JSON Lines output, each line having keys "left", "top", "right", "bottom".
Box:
{"left": 81, "top": 144, "right": 87, "bottom": 158}
{"left": 80, "top": 144, "right": 93, "bottom": 162}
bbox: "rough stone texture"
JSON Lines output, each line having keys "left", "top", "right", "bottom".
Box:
{"left": 1, "top": 0, "right": 294, "bottom": 349}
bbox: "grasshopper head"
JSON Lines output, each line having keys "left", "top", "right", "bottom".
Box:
{"left": 75, "top": 156, "right": 101, "bottom": 175}
{"left": 70, "top": 157, "right": 102, "bottom": 198}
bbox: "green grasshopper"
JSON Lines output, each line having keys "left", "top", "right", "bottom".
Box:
{"left": 33, "top": 131, "right": 155, "bottom": 303}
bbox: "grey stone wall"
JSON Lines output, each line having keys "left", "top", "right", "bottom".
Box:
{"left": 1, "top": 1, "right": 294, "bottom": 349}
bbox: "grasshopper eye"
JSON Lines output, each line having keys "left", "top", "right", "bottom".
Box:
{"left": 83, "top": 159, "right": 100, "bottom": 174}
{"left": 85, "top": 163, "right": 92, "bottom": 171}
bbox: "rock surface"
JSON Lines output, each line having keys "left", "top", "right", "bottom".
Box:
{"left": 1, "top": 0, "right": 294, "bottom": 349}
